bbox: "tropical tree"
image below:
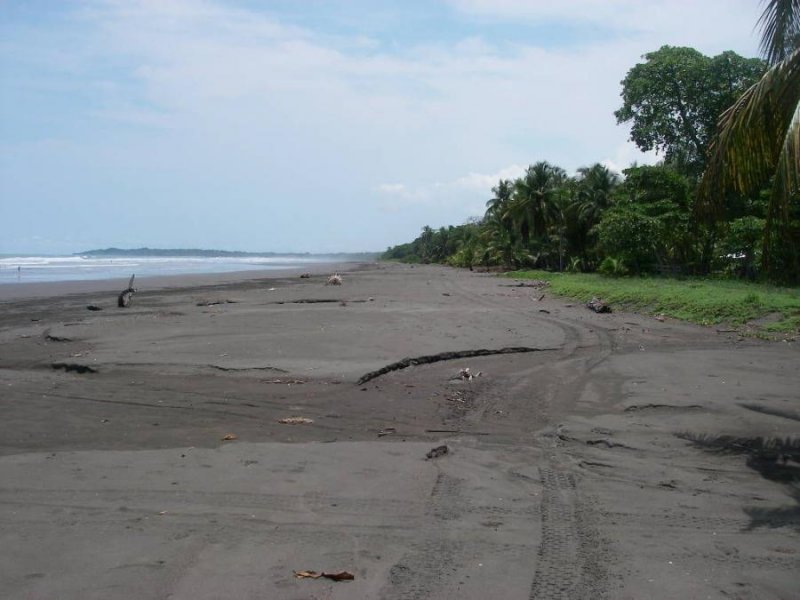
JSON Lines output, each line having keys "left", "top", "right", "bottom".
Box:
{"left": 616, "top": 46, "right": 764, "bottom": 177}
{"left": 574, "top": 164, "right": 620, "bottom": 226}
{"left": 486, "top": 179, "right": 513, "bottom": 218}
{"left": 700, "top": 0, "right": 800, "bottom": 279}
{"left": 566, "top": 164, "right": 621, "bottom": 265}
{"left": 509, "top": 162, "right": 567, "bottom": 247}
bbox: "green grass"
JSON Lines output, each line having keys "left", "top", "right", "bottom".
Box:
{"left": 506, "top": 270, "right": 800, "bottom": 336}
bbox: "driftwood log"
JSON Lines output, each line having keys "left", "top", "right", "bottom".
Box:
{"left": 586, "top": 296, "right": 611, "bottom": 313}
{"left": 117, "top": 274, "right": 136, "bottom": 307}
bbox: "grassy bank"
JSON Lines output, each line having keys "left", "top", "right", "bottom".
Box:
{"left": 506, "top": 271, "right": 800, "bottom": 336}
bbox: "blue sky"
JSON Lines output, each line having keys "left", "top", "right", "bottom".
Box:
{"left": 1, "top": 0, "right": 762, "bottom": 254}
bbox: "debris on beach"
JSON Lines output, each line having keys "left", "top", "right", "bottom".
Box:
{"left": 294, "top": 570, "right": 355, "bottom": 582}
{"left": 196, "top": 299, "right": 237, "bottom": 307}
{"left": 325, "top": 273, "right": 343, "bottom": 286}
{"left": 221, "top": 433, "right": 238, "bottom": 441}
{"left": 426, "top": 445, "right": 449, "bottom": 459}
{"left": 457, "top": 367, "right": 481, "bottom": 381}
{"left": 86, "top": 305, "right": 103, "bottom": 311}
{"left": 503, "top": 280, "right": 549, "bottom": 289}
{"left": 263, "top": 378, "right": 305, "bottom": 385}
{"left": 278, "top": 416, "right": 314, "bottom": 425}
{"left": 117, "top": 274, "right": 136, "bottom": 308}
{"left": 300, "top": 273, "right": 311, "bottom": 278}
{"left": 655, "top": 314, "right": 666, "bottom": 322}
{"left": 586, "top": 297, "right": 612, "bottom": 313}
{"left": 377, "top": 427, "right": 397, "bottom": 437}
{"left": 44, "top": 330, "right": 72, "bottom": 342}
{"left": 52, "top": 362, "right": 97, "bottom": 374}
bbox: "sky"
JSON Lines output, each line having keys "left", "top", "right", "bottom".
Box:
{"left": 0, "top": 0, "right": 763, "bottom": 254}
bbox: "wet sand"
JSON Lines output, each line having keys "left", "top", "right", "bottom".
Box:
{"left": 0, "top": 263, "right": 798, "bottom": 599}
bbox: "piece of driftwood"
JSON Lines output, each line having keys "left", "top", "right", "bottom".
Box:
{"left": 426, "top": 445, "right": 449, "bottom": 459}
{"left": 586, "top": 297, "right": 611, "bottom": 313}
{"left": 326, "top": 273, "right": 342, "bottom": 286}
{"left": 118, "top": 274, "right": 136, "bottom": 307}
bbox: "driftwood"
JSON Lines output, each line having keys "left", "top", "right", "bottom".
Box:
{"left": 326, "top": 273, "right": 342, "bottom": 286}
{"left": 426, "top": 445, "right": 449, "bottom": 459}
{"left": 118, "top": 274, "right": 136, "bottom": 307}
{"left": 586, "top": 297, "right": 611, "bottom": 313}
{"left": 356, "top": 346, "right": 554, "bottom": 385}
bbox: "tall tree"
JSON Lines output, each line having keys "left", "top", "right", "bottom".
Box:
{"left": 486, "top": 179, "right": 513, "bottom": 218}
{"left": 510, "top": 162, "right": 567, "bottom": 246}
{"left": 700, "top": 0, "right": 800, "bottom": 278}
{"left": 616, "top": 46, "right": 765, "bottom": 177}
{"left": 574, "top": 164, "right": 620, "bottom": 226}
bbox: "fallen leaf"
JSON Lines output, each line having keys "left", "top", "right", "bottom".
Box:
{"left": 278, "top": 416, "right": 314, "bottom": 425}
{"left": 221, "top": 433, "right": 238, "bottom": 441}
{"left": 294, "top": 570, "right": 321, "bottom": 579}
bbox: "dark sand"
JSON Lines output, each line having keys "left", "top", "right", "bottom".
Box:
{"left": 0, "top": 263, "right": 798, "bottom": 599}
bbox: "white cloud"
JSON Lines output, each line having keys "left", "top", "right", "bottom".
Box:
{"left": 453, "top": 164, "right": 527, "bottom": 191}
{"left": 376, "top": 183, "right": 407, "bottom": 194}
{"left": 375, "top": 163, "right": 527, "bottom": 217}
{"left": 448, "top": 1, "right": 761, "bottom": 54}
{"left": 2, "top": 0, "right": 767, "bottom": 252}
{"left": 600, "top": 143, "right": 659, "bottom": 176}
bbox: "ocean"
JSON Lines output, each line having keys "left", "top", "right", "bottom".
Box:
{"left": 0, "top": 254, "right": 341, "bottom": 284}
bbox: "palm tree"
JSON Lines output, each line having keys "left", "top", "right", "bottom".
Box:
{"left": 485, "top": 179, "right": 513, "bottom": 218}
{"left": 700, "top": 0, "right": 800, "bottom": 273}
{"left": 569, "top": 164, "right": 621, "bottom": 265}
{"left": 574, "top": 164, "right": 620, "bottom": 226}
{"left": 509, "top": 162, "right": 567, "bottom": 246}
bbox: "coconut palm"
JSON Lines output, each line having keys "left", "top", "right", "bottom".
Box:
{"left": 700, "top": 0, "right": 800, "bottom": 272}
{"left": 485, "top": 179, "right": 513, "bottom": 218}
{"left": 574, "top": 164, "right": 620, "bottom": 226}
{"left": 509, "top": 162, "right": 567, "bottom": 246}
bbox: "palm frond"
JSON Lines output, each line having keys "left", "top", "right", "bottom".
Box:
{"left": 758, "top": 0, "right": 800, "bottom": 65}
{"left": 699, "top": 49, "right": 800, "bottom": 216}
{"left": 764, "top": 109, "right": 800, "bottom": 268}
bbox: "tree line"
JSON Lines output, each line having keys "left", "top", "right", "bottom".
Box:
{"left": 384, "top": 33, "right": 800, "bottom": 283}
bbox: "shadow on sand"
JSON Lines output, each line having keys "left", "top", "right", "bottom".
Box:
{"left": 677, "top": 432, "right": 800, "bottom": 532}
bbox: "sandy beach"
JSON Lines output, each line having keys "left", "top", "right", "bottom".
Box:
{"left": 0, "top": 262, "right": 797, "bottom": 599}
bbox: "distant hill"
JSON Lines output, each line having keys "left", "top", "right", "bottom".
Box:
{"left": 77, "top": 248, "right": 379, "bottom": 260}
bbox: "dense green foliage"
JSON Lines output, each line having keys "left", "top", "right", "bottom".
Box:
{"left": 615, "top": 46, "right": 765, "bottom": 177}
{"left": 506, "top": 270, "right": 800, "bottom": 335}
{"left": 700, "top": 0, "right": 800, "bottom": 280}
{"left": 383, "top": 42, "right": 799, "bottom": 284}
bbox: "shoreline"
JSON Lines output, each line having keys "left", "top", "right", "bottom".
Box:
{"left": 0, "top": 261, "right": 367, "bottom": 301}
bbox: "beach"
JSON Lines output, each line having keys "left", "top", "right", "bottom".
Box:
{"left": 0, "top": 262, "right": 798, "bottom": 599}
